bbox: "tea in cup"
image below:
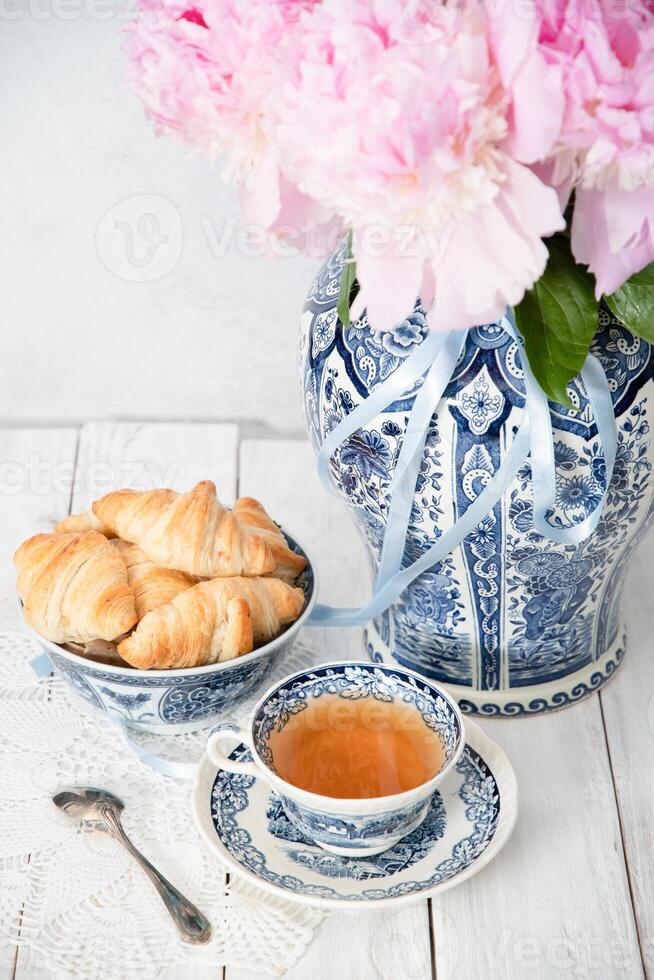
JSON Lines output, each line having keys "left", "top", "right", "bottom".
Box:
{"left": 207, "top": 662, "right": 464, "bottom": 857}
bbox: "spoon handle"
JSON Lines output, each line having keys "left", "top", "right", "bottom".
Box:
{"left": 101, "top": 806, "right": 212, "bottom": 945}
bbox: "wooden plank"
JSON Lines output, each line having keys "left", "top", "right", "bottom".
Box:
{"left": 236, "top": 438, "right": 371, "bottom": 661}
{"left": 227, "top": 439, "right": 432, "bottom": 980}
{"left": 12, "top": 422, "right": 238, "bottom": 980}
{"left": 0, "top": 945, "right": 17, "bottom": 980}
{"left": 0, "top": 428, "right": 79, "bottom": 980}
{"left": 0, "top": 427, "right": 79, "bottom": 627}
{"left": 432, "top": 699, "right": 644, "bottom": 979}
{"left": 70, "top": 420, "right": 239, "bottom": 508}
{"left": 601, "top": 537, "right": 654, "bottom": 979}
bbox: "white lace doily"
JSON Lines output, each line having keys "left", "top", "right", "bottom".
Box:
{"left": 0, "top": 630, "right": 327, "bottom": 978}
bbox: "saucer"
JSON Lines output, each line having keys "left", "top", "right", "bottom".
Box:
{"left": 193, "top": 718, "right": 518, "bottom": 910}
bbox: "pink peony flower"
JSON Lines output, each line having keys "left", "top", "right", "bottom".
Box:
{"left": 485, "top": 0, "right": 565, "bottom": 164}
{"left": 572, "top": 180, "right": 654, "bottom": 293}
{"left": 267, "top": 0, "right": 564, "bottom": 332}
{"left": 494, "top": 0, "right": 654, "bottom": 295}
{"left": 124, "top": 0, "right": 317, "bottom": 199}
{"left": 125, "top": 0, "right": 342, "bottom": 250}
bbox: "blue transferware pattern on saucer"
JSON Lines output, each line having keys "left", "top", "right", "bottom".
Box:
{"left": 264, "top": 788, "right": 448, "bottom": 881}
{"left": 25, "top": 531, "right": 315, "bottom": 734}
{"left": 194, "top": 718, "right": 518, "bottom": 909}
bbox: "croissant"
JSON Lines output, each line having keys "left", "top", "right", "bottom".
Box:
{"left": 14, "top": 531, "right": 138, "bottom": 644}
{"left": 111, "top": 539, "right": 197, "bottom": 619}
{"left": 233, "top": 497, "right": 307, "bottom": 583}
{"left": 117, "top": 575, "right": 305, "bottom": 669}
{"left": 92, "top": 481, "right": 276, "bottom": 578}
{"left": 54, "top": 510, "right": 113, "bottom": 537}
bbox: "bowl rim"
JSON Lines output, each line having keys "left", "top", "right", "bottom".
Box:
{"left": 18, "top": 528, "right": 317, "bottom": 679}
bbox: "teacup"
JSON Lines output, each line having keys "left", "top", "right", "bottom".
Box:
{"left": 207, "top": 661, "right": 464, "bottom": 857}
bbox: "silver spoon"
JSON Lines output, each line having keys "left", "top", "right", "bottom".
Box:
{"left": 53, "top": 786, "right": 212, "bottom": 945}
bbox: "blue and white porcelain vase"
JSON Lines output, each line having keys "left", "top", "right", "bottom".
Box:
{"left": 300, "top": 240, "right": 654, "bottom": 716}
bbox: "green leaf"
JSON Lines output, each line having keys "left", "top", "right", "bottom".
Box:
{"left": 514, "top": 235, "right": 598, "bottom": 406}
{"left": 337, "top": 233, "right": 357, "bottom": 328}
{"left": 605, "top": 263, "right": 654, "bottom": 341}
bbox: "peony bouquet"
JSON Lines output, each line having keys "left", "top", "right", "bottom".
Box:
{"left": 124, "top": 0, "right": 654, "bottom": 403}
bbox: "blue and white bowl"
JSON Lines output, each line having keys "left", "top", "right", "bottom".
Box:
{"left": 207, "top": 661, "right": 465, "bottom": 857}
{"left": 21, "top": 531, "right": 316, "bottom": 734}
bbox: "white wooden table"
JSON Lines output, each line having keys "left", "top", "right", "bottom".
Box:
{"left": 1, "top": 421, "right": 652, "bottom": 979}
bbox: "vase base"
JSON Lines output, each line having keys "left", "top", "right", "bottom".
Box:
{"left": 363, "top": 623, "right": 627, "bottom": 717}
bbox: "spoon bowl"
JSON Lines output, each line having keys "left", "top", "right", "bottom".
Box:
{"left": 53, "top": 786, "right": 124, "bottom": 828}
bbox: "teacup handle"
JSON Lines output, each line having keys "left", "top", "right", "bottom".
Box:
{"left": 206, "top": 722, "right": 260, "bottom": 780}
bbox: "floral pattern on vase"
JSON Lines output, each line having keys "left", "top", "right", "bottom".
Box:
{"left": 300, "top": 241, "right": 654, "bottom": 715}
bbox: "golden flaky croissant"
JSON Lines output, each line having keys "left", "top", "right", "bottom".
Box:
{"left": 14, "top": 531, "right": 138, "bottom": 644}
{"left": 117, "top": 576, "right": 305, "bottom": 669}
{"left": 54, "top": 510, "right": 114, "bottom": 537}
{"left": 233, "top": 497, "right": 307, "bottom": 583}
{"left": 92, "top": 481, "right": 276, "bottom": 578}
{"left": 110, "top": 539, "right": 197, "bottom": 619}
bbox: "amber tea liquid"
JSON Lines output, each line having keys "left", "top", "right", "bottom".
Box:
{"left": 267, "top": 695, "right": 445, "bottom": 798}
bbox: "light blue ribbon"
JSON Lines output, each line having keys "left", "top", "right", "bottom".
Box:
{"left": 376, "top": 329, "right": 468, "bottom": 591}
{"left": 309, "top": 312, "right": 617, "bottom": 628}
{"left": 317, "top": 330, "right": 453, "bottom": 494}
{"left": 504, "top": 309, "right": 617, "bottom": 543}
{"left": 30, "top": 654, "right": 197, "bottom": 780}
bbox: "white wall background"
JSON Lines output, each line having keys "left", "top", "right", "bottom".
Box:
{"left": 0, "top": 12, "right": 319, "bottom": 434}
